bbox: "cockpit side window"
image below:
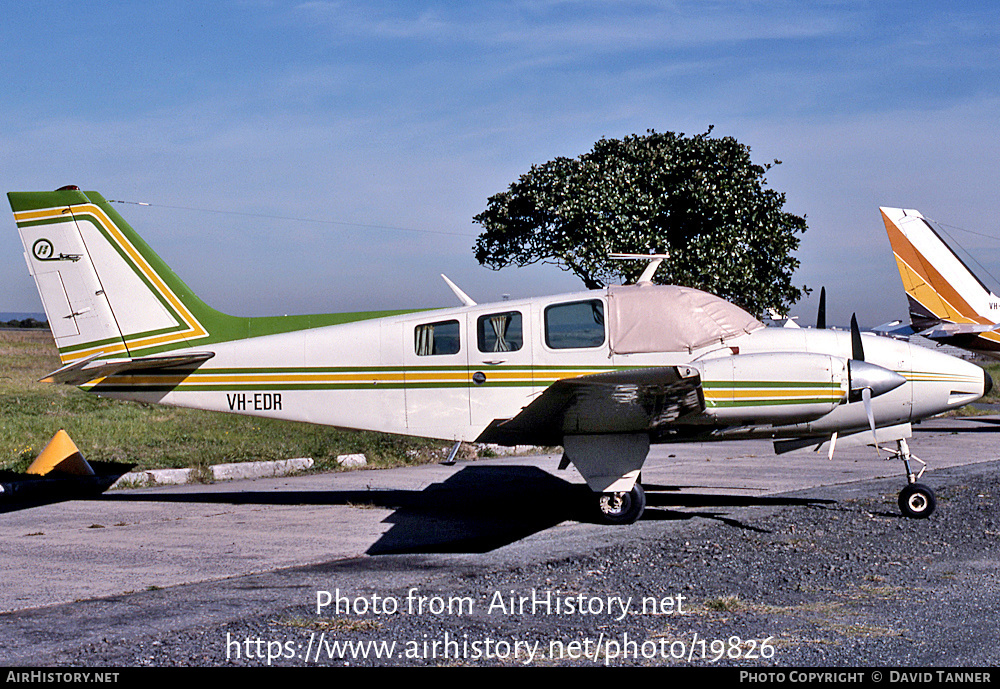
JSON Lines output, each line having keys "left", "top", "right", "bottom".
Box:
{"left": 544, "top": 300, "right": 605, "bottom": 349}
{"left": 414, "top": 319, "right": 460, "bottom": 356}
{"left": 477, "top": 311, "right": 523, "bottom": 353}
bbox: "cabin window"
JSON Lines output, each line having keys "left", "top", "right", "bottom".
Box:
{"left": 414, "top": 320, "right": 460, "bottom": 356}
{"left": 544, "top": 300, "right": 605, "bottom": 349}
{"left": 477, "top": 311, "right": 523, "bottom": 352}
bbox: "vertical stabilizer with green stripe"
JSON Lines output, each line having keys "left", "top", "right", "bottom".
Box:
{"left": 9, "top": 189, "right": 234, "bottom": 364}
{"left": 9, "top": 188, "right": 427, "bottom": 367}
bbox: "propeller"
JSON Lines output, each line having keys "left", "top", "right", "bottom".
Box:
{"left": 862, "top": 387, "right": 875, "bottom": 442}
{"left": 816, "top": 287, "right": 826, "bottom": 329}
{"left": 847, "top": 313, "right": 903, "bottom": 444}
{"left": 850, "top": 313, "right": 864, "bottom": 361}
{"left": 821, "top": 306, "right": 902, "bottom": 458}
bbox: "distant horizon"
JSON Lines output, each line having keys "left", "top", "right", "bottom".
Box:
{"left": 0, "top": 312, "right": 46, "bottom": 321}
{"left": 0, "top": 305, "right": 883, "bottom": 332}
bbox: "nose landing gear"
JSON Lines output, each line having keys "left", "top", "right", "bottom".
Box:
{"left": 887, "top": 438, "right": 935, "bottom": 519}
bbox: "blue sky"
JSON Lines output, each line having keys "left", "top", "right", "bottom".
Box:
{"left": 3, "top": 1, "right": 1000, "bottom": 326}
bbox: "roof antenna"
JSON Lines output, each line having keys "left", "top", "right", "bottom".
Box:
{"left": 440, "top": 274, "right": 476, "bottom": 306}
{"left": 609, "top": 253, "right": 670, "bottom": 284}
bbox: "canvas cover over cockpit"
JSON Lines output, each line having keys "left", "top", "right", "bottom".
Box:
{"left": 606, "top": 284, "right": 764, "bottom": 354}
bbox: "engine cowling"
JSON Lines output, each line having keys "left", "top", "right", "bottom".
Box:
{"left": 697, "top": 353, "right": 904, "bottom": 425}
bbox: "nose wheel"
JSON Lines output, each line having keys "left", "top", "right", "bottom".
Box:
{"left": 898, "top": 482, "right": 936, "bottom": 519}
{"left": 887, "top": 439, "right": 936, "bottom": 519}
{"left": 596, "top": 484, "right": 646, "bottom": 524}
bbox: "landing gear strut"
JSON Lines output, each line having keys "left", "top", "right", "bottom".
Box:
{"left": 596, "top": 484, "right": 646, "bottom": 525}
{"left": 888, "top": 439, "right": 935, "bottom": 519}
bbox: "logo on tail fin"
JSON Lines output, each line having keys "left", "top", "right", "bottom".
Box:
{"left": 10, "top": 191, "right": 210, "bottom": 364}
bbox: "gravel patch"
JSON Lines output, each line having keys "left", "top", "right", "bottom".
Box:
{"left": 8, "top": 460, "right": 999, "bottom": 667}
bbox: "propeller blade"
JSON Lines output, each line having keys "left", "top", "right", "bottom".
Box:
{"left": 827, "top": 431, "right": 838, "bottom": 460}
{"left": 862, "top": 386, "right": 881, "bottom": 457}
{"left": 862, "top": 387, "right": 875, "bottom": 437}
{"left": 817, "top": 287, "right": 826, "bottom": 329}
{"left": 851, "top": 313, "right": 864, "bottom": 362}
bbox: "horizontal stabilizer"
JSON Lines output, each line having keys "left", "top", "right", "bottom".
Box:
{"left": 918, "top": 322, "right": 1000, "bottom": 339}
{"left": 874, "top": 318, "right": 1000, "bottom": 342}
{"left": 41, "top": 352, "right": 215, "bottom": 385}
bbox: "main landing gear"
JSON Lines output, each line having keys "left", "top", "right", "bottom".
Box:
{"left": 596, "top": 484, "right": 646, "bottom": 525}
{"left": 887, "top": 438, "right": 935, "bottom": 519}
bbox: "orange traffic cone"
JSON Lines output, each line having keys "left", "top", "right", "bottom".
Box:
{"left": 26, "top": 430, "right": 95, "bottom": 476}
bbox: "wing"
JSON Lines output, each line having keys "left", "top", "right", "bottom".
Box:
{"left": 475, "top": 366, "right": 705, "bottom": 446}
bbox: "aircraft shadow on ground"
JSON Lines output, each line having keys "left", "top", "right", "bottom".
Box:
{"left": 0, "top": 462, "right": 133, "bottom": 514}
{"left": 638, "top": 483, "right": 835, "bottom": 533}
{"left": 92, "top": 466, "right": 585, "bottom": 554}
{"left": 642, "top": 484, "right": 834, "bottom": 510}
{"left": 72, "top": 467, "right": 836, "bottom": 554}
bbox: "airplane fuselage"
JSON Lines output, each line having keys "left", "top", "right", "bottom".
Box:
{"left": 84, "top": 288, "right": 987, "bottom": 445}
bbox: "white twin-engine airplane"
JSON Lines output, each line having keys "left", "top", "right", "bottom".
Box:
{"left": 7, "top": 188, "right": 992, "bottom": 523}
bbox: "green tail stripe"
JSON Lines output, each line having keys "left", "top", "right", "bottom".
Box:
{"left": 9, "top": 190, "right": 429, "bottom": 356}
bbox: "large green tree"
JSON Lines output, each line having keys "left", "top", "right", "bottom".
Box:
{"left": 473, "top": 128, "right": 807, "bottom": 316}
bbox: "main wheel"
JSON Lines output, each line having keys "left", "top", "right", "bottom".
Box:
{"left": 898, "top": 483, "right": 936, "bottom": 519}
{"left": 596, "top": 484, "right": 646, "bottom": 525}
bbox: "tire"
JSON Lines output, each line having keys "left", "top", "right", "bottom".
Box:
{"left": 898, "top": 483, "right": 936, "bottom": 519}
{"left": 597, "top": 484, "right": 646, "bottom": 525}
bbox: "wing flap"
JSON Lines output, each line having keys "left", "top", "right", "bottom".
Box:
{"left": 475, "top": 366, "right": 704, "bottom": 446}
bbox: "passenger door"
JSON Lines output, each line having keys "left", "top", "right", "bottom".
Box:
{"left": 468, "top": 308, "right": 534, "bottom": 429}
{"left": 403, "top": 316, "right": 469, "bottom": 438}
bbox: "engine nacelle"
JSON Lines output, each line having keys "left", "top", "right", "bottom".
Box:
{"left": 697, "top": 352, "right": 850, "bottom": 425}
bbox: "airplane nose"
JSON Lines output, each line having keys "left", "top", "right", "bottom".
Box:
{"left": 985, "top": 368, "right": 994, "bottom": 397}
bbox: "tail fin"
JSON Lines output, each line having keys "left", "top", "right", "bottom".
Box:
{"left": 880, "top": 207, "right": 1000, "bottom": 333}
{"left": 9, "top": 188, "right": 421, "bottom": 370}
{"left": 8, "top": 188, "right": 229, "bottom": 365}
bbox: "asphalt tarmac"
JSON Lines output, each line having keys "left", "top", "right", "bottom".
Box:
{"left": 2, "top": 416, "right": 999, "bottom": 667}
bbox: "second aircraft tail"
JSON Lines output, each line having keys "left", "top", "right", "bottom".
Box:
{"left": 881, "top": 206, "right": 1000, "bottom": 354}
